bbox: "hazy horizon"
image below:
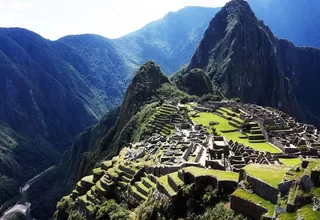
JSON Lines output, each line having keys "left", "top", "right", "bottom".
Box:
{"left": 0, "top": 0, "right": 229, "bottom": 40}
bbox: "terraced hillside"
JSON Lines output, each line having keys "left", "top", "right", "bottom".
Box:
{"left": 54, "top": 98, "right": 320, "bottom": 219}
{"left": 189, "top": 106, "right": 280, "bottom": 153}
{"left": 54, "top": 142, "right": 240, "bottom": 219}
{"left": 231, "top": 160, "right": 320, "bottom": 219}
{"left": 146, "top": 103, "right": 177, "bottom": 137}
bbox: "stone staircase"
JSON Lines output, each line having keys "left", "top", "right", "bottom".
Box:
{"left": 230, "top": 155, "right": 247, "bottom": 172}
{"left": 129, "top": 173, "right": 157, "bottom": 203}
{"left": 156, "top": 171, "right": 184, "bottom": 198}
{"left": 147, "top": 104, "right": 177, "bottom": 136}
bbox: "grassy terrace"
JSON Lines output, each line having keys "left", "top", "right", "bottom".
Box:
{"left": 305, "top": 160, "right": 320, "bottom": 175}
{"left": 81, "top": 175, "right": 94, "bottom": 184}
{"left": 313, "top": 187, "right": 320, "bottom": 198}
{"left": 278, "top": 212, "right": 297, "bottom": 220}
{"left": 157, "top": 175, "right": 176, "bottom": 196}
{"left": 232, "top": 189, "right": 275, "bottom": 217}
{"left": 279, "top": 158, "right": 302, "bottom": 166}
{"left": 190, "top": 112, "right": 280, "bottom": 153}
{"left": 169, "top": 172, "right": 184, "bottom": 186}
{"left": 183, "top": 167, "right": 238, "bottom": 181}
{"left": 299, "top": 204, "right": 320, "bottom": 220}
{"left": 243, "top": 164, "right": 290, "bottom": 188}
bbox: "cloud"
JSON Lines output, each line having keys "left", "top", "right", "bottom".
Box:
{"left": 2, "top": 0, "right": 32, "bottom": 10}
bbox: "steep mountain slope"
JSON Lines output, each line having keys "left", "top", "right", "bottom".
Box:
{"left": 28, "top": 61, "right": 189, "bottom": 219}
{"left": 113, "top": 6, "right": 220, "bottom": 75}
{"left": 277, "top": 40, "right": 320, "bottom": 125}
{"left": 177, "top": 0, "right": 320, "bottom": 125}
{"left": 0, "top": 7, "right": 217, "bottom": 209}
{"left": 248, "top": 0, "right": 320, "bottom": 48}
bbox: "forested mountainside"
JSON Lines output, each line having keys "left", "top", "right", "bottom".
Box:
{"left": 0, "top": 28, "right": 126, "bottom": 208}
{"left": 175, "top": 0, "right": 320, "bottom": 127}
{"left": 0, "top": 7, "right": 217, "bottom": 211}
{"left": 113, "top": 6, "right": 220, "bottom": 75}
{"left": 2, "top": 0, "right": 320, "bottom": 219}
{"left": 25, "top": 0, "right": 320, "bottom": 219}
{"left": 248, "top": 0, "right": 320, "bottom": 48}
{"left": 29, "top": 61, "right": 191, "bottom": 219}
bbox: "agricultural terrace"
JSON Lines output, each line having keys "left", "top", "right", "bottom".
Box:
{"left": 279, "top": 158, "right": 302, "bottom": 167}
{"left": 232, "top": 189, "right": 275, "bottom": 217}
{"left": 189, "top": 110, "right": 280, "bottom": 153}
{"left": 183, "top": 167, "right": 238, "bottom": 181}
{"left": 243, "top": 164, "right": 290, "bottom": 188}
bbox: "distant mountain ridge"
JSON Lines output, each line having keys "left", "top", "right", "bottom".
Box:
{"left": 176, "top": 0, "right": 320, "bottom": 126}
{"left": 248, "top": 0, "right": 320, "bottom": 48}
{"left": 2, "top": 1, "right": 320, "bottom": 218}
{"left": 0, "top": 6, "right": 218, "bottom": 211}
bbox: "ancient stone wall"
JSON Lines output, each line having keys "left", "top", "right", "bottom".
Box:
{"left": 218, "top": 180, "right": 237, "bottom": 194}
{"left": 230, "top": 195, "right": 268, "bottom": 220}
{"left": 131, "top": 168, "right": 145, "bottom": 184}
{"left": 194, "top": 146, "right": 204, "bottom": 163}
{"left": 205, "top": 160, "right": 225, "bottom": 170}
{"left": 182, "top": 144, "right": 193, "bottom": 160}
{"left": 168, "top": 175, "right": 179, "bottom": 192}
{"left": 247, "top": 175, "right": 279, "bottom": 204}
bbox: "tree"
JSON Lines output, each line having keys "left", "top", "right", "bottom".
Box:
{"left": 199, "top": 203, "right": 245, "bottom": 220}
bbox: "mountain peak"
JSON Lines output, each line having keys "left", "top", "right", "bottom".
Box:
{"left": 187, "top": 0, "right": 303, "bottom": 121}
{"left": 117, "top": 61, "right": 169, "bottom": 128}
{"left": 132, "top": 60, "right": 169, "bottom": 88}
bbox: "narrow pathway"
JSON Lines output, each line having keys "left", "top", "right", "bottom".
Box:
{"left": 0, "top": 166, "right": 56, "bottom": 220}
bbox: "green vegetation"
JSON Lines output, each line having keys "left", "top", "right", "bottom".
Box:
{"left": 54, "top": 197, "right": 74, "bottom": 220}
{"left": 169, "top": 172, "right": 184, "bottom": 186}
{"left": 278, "top": 212, "right": 297, "bottom": 220}
{"left": 198, "top": 93, "right": 222, "bottom": 103}
{"left": 312, "top": 187, "right": 320, "bottom": 198}
{"left": 280, "top": 158, "right": 301, "bottom": 166}
{"left": 158, "top": 175, "right": 177, "bottom": 196}
{"left": 129, "top": 103, "right": 158, "bottom": 142}
{"left": 96, "top": 200, "right": 130, "bottom": 220}
{"left": 145, "top": 103, "right": 176, "bottom": 137}
{"left": 305, "top": 160, "right": 320, "bottom": 175}
{"left": 190, "top": 112, "right": 280, "bottom": 153}
{"left": 288, "top": 186, "right": 296, "bottom": 205}
{"left": 243, "top": 164, "right": 290, "bottom": 188}
{"left": 199, "top": 202, "right": 245, "bottom": 220}
{"left": 134, "top": 196, "right": 170, "bottom": 220}
{"left": 81, "top": 175, "right": 94, "bottom": 184}
{"left": 299, "top": 204, "right": 320, "bottom": 220}
{"left": 232, "top": 189, "right": 275, "bottom": 217}
{"left": 183, "top": 167, "right": 238, "bottom": 181}
{"left": 190, "top": 112, "right": 235, "bottom": 130}
{"left": 172, "top": 68, "right": 213, "bottom": 96}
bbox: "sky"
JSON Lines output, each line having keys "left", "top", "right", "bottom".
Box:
{"left": 0, "top": 0, "right": 229, "bottom": 40}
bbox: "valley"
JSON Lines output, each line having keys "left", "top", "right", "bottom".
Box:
{"left": 1, "top": 0, "right": 320, "bottom": 219}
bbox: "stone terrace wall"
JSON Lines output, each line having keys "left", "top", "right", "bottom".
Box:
{"left": 231, "top": 195, "right": 268, "bottom": 220}
{"left": 194, "top": 146, "right": 204, "bottom": 163}
{"left": 247, "top": 175, "right": 279, "bottom": 204}
{"left": 183, "top": 171, "right": 218, "bottom": 190}
{"left": 218, "top": 180, "right": 237, "bottom": 194}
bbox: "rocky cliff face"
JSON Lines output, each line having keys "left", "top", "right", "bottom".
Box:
{"left": 277, "top": 40, "right": 320, "bottom": 125}
{"left": 184, "top": 0, "right": 320, "bottom": 124}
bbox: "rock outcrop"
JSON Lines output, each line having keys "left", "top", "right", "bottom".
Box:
{"left": 173, "top": 68, "right": 213, "bottom": 96}
{"left": 181, "top": 0, "right": 320, "bottom": 126}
